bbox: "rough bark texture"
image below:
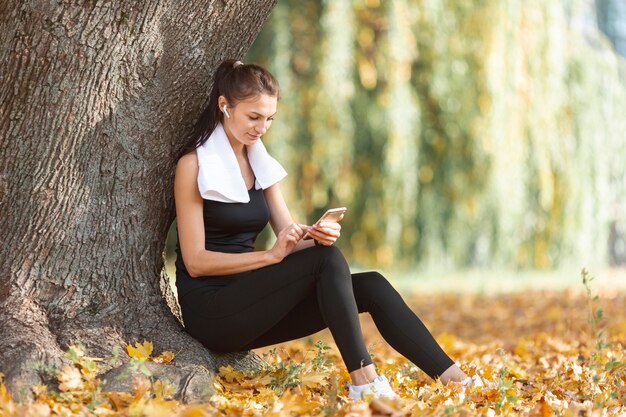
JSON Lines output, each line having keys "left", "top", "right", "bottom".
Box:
{"left": 0, "top": 0, "right": 275, "bottom": 402}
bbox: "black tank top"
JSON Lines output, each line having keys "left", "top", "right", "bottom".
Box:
{"left": 175, "top": 185, "right": 270, "bottom": 298}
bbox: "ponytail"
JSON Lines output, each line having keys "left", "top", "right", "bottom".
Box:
{"left": 174, "top": 59, "right": 280, "bottom": 162}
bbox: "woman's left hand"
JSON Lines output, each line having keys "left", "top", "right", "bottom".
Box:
{"left": 306, "top": 220, "right": 342, "bottom": 246}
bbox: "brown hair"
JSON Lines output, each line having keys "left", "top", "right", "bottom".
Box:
{"left": 174, "top": 59, "right": 280, "bottom": 162}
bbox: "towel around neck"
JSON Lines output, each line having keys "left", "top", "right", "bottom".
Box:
{"left": 196, "top": 123, "right": 287, "bottom": 203}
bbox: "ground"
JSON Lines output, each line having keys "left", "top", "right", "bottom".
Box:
{"left": 1, "top": 268, "right": 624, "bottom": 416}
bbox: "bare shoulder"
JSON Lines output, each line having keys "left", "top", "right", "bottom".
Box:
{"left": 174, "top": 150, "right": 201, "bottom": 201}
{"left": 176, "top": 149, "right": 198, "bottom": 173}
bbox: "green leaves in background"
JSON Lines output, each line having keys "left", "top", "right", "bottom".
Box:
{"left": 245, "top": 0, "right": 626, "bottom": 270}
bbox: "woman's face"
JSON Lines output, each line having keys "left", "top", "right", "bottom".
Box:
{"left": 220, "top": 93, "right": 277, "bottom": 148}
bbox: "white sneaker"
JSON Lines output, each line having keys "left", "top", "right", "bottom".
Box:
{"left": 347, "top": 375, "right": 399, "bottom": 400}
{"left": 460, "top": 374, "right": 484, "bottom": 387}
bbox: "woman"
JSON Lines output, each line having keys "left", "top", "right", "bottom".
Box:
{"left": 173, "top": 59, "right": 479, "bottom": 400}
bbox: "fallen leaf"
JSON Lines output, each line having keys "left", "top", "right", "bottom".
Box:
{"left": 151, "top": 351, "right": 175, "bottom": 364}
{"left": 127, "top": 340, "right": 154, "bottom": 360}
{"left": 57, "top": 365, "right": 84, "bottom": 392}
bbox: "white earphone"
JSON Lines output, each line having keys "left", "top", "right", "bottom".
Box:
{"left": 222, "top": 105, "right": 230, "bottom": 118}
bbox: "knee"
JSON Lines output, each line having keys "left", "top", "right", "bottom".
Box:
{"left": 359, "top": 271, "right": 392, "bottom": 290}
{"left": 312, "top": 245, "right": 350, "bottom": 278}
{"left": 353, "top": 272, "right": 400, "bottom": 309}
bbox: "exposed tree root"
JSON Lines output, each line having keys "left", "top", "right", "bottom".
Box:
{"left": 1, "top": 293, "right": 268, "bottom": 403}
{"left": 0, "top": 294, "right": 69, "bottom": 401}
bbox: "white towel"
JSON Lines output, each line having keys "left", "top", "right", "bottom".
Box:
{"left": 196, "top": 123, "right": 287, "bottom": 203}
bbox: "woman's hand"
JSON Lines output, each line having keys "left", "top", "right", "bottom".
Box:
{"left": 306, "top": 216, "right": 343, "bottom": 246}
{"left": 269, "top": 223, "right": 308, "bottom": 262}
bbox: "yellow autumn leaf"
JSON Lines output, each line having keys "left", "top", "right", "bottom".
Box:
{"left": 151, "top": 351, "right": 175, "bottom": 364}
{"left": 126, "top": 340, "right": 154, "bottom": 360}
{"left": 300, "top": 370, "right": 327, "bottom": 388}
{"left": 246, "top": 373, "right": 273, "bottom": 387}
{"left": 371, "top": 397, "right": 401, "bottom": 414}
{"left": 22, "top": 403, "right": 50, "bottom": 417}
{"left": 0, "top": 375, "right": 12, "bottom": 402}
{"left": 268, "top": 389, "right": 321, "bottom": 416}
{"left": 143, "top": 397, "right": 179, "bottom": 417}
{"left": 436, "top": 332, "right": 457, "bottom": 350}
{"left": 132, "top": 376, "right": 151, "bottom": 400}
{"left": 255, "top": 386, "right": 278, "bottom": 400}
{"left": 179, "top": 404, "right": 213, "bottom": 417}
{"left": 128, "top": 397, "right": 148, "bottom": 417}
{"left": 57, "top": 365, "right": 84, "bottom": 392}
{"left": 212, "top": 378, "right": 224, "bottom": 393}
{"left": 152, "top": 379, "right": 175, "bottom": 400}
{"left": 218, "top": 365, "right": 245, "bottom": 383}
{"left": 0, "top": 382, "right": 15, "bottom": 415}
{"left": 91, "top": 406, "right": 117, "bottom": 416}
{"left": 31, "top": 384, "right": 48, "bottom": 398}
{"left": 107, "top": 390, "right": 133, "bottom": 411}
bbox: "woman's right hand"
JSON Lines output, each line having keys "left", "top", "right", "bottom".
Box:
{"left": 269, "top": 223, "right": 308, "bottom": 262}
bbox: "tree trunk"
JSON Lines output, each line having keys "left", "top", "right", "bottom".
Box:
{"left": 0, "top": 0, "right": 275, "bottom": 402}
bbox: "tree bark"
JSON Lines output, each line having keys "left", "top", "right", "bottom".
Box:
{"left": 0, "top": 0, "right": 275, "bottom": 402}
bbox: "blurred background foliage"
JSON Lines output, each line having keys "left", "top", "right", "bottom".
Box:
{"left": 235, "top": 0, "right": 626, "bottom": 271}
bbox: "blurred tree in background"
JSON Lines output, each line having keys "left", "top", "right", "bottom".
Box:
{"left": 596, "top": 0, "right": 626, "bottom": 56}
{"left": 243, "top": 0, "right": 626, "bottom": 271}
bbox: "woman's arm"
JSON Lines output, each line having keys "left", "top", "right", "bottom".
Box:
{"left": 175, "top": 152, "right": 287, "bottom": 277}
{"left": 263, "top": 183, "right": 316, "bottom": 253}
{"left": 264, "top": 184, "right": 342, "bottom": 251}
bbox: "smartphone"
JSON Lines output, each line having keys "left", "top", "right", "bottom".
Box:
{"left": 303, "top": 207, "right": 347, "bottom": 240}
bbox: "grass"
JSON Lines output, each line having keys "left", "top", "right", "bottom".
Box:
{"left": 387, "top": 265, "right": 626, "bottom": 296}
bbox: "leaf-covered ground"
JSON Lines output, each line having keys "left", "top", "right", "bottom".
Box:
{"left": 1, "top": 271, "right": 625, "bottom": 416}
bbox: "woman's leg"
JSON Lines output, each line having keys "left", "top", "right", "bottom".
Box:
{"left": 237, "top": 269, "right": 457, "bottom": 380}
{"left": 179, "top": 245, "right": 373, "bottom": 373}
{"left": 180, "top": 245, "right": 462, "bottom": 382}
{"left": 350, "top": 271, "right": 459, "bottom": 380}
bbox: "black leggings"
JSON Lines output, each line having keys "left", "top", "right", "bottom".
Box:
{"left": 179, "top": 245, "right": 455, "bottom": 378}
